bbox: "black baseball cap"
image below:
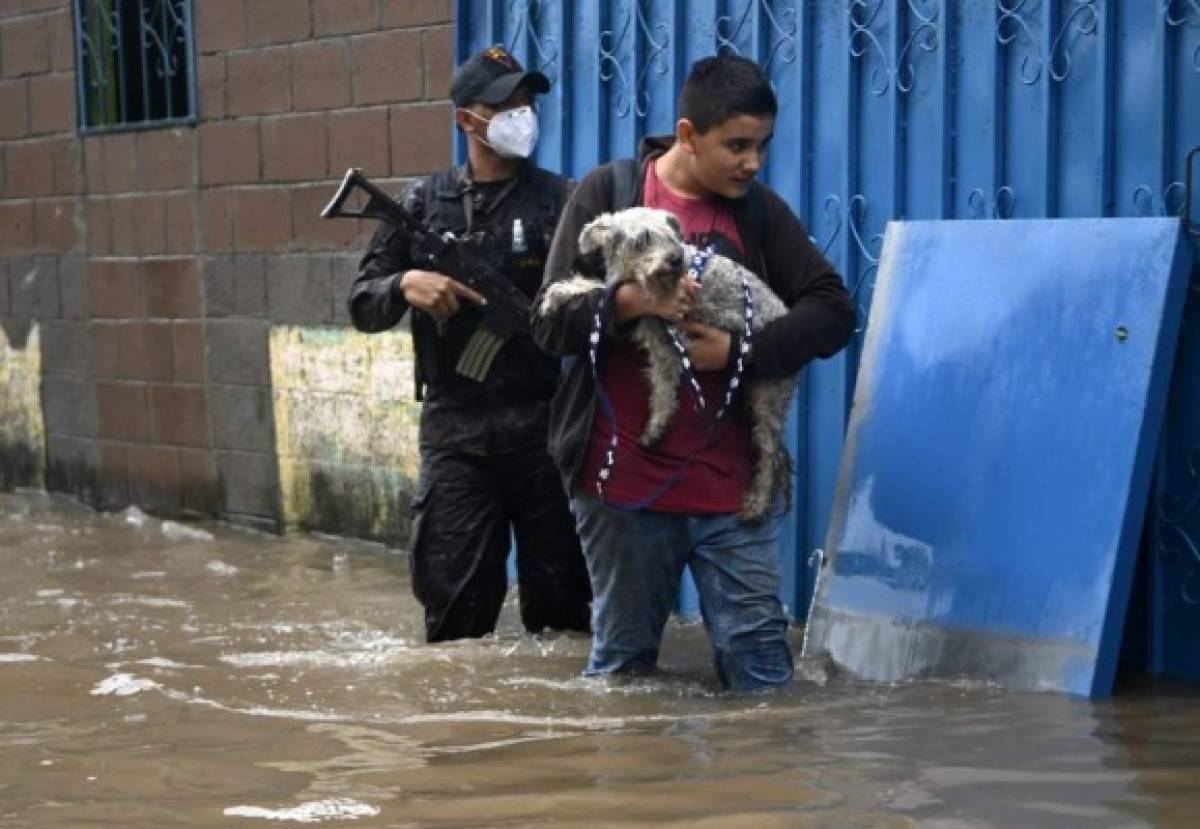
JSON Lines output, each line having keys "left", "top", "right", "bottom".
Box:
{"left": 450, "top": 45, "right": 550, "bottom": 108}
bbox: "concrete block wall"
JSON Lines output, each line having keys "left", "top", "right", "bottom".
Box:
{"left": 0, "top": 0, "right": 453, "bottom": 541}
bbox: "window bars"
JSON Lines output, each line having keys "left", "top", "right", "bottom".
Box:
{"left": 73, "top": 0, "right": 196, "bottom": 133}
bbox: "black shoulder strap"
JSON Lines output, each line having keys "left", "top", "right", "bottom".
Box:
{"left": 610, "top": 158, "right": 640, "bottom": 210}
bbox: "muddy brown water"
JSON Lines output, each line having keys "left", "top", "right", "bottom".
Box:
{"left": 1, "top": 490, "right": 1198, "bottom": 828}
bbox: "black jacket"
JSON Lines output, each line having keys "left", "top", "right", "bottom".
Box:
{"left": 531, "top": 136, "right": 857, "bottom": 490}
{"left": 350, "top": 161, "right": 571, "bottom": 453}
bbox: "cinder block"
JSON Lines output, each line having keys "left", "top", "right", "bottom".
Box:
{"left": 173, "top": 321, "right": 207, "bottom": 382}
{"left": 199, "top": 119, "right": 260, "bottom": 186}
{"left": 29, "top": 73, "right": 72, "bottom": 135}
{"left": 210, "top": 382, "right": 275, "bottom": 452}
{"left": 233, "top": 187, "right": 291, "bottom": 252}
{"left": 228, "top": 47, "right": 290, "bottom": 116}
{"left": 144, "top": 257, "right": 202, "bottom": 318}
{"left": 261, "top": 112, "right": 328, "bottom": 182}
{"left": 389, "top": 102, "right": 451, "bottom": 176}
{"left": 194, "top": 0, "right": 247, "bottom": 54}
{"left": 203, "top": 254, "right": 268, "bottom": 318}
{"left": 290, "top": 39, "right": 350, "bottom": 111}
{"left": 89, "top": 258, "right": 142, "bottom": 318}
{"left": 313, "top": 0, "right": 378, "bottom": 36}
{"left": 117, "top": 321, "right": 175, "bottom": 381}
{"left": 246, "top": 0, "right": 312, "bottom": 46}
{"left": 422, "top": 26, "right": 452, "bottom": 99}
{"left": 57, "top": 255, "right": 89, "bottom": 319}
{"left": 41, "top": 373, "right": 97, "bottom": 437}
{"left": 10, "top": 256, "right": 61, "bottom": 318}
{"left": 4, "top": 140, "right": 54, "bottom": 197}
{"left": 351, "top": 30, "right": 422, "bottom": 106}
{"left": 127, "top": 444, "right": 182, "bottom": 516}
{"left": 40, "top": 319, "right": 94, "bottom": 376}
{"left": 328, "top": 108, "right": 389, "bottom": 177}
{"left": 267, "top": 253, "right": 333, "bottom": 324}
{"left": 1, "top": 15, "right": 49, "bottom": 77}
{"left": 150, "top": 384, "right": 211, "bottom": 447}
{"left": 0, "top": 80, "right": 28, "bottom": 139}
{"left": 96, "top": 381, "right": 151, "bottom": 442}
{"left": 138, "top": 128, "right": 196, "bottom": 190}
{"left": 206, "top": 318, "right": 271, "bottom": 384}
{"left": 215, "top": 449, "right": 280, "bottom": 518}
{"left": 381, "top": 0, "right": 450, "bottom": 27}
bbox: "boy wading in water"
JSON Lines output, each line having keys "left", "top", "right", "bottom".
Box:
{"left": 533, "top": 55, "right": 856, "bottom": 692}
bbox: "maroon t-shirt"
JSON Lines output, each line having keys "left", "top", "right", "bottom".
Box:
{"left": 576, "top": 160, "right": 753, "bottom": 512}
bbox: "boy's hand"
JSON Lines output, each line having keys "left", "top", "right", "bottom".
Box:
{"left": 614, "top": 276, "right": 699, "bottom": 323}
{"left": 397, "top": 270, "right": 487, "bottom": 322}
{"left": 679, "top": 321, "right": 732, "bottom": 371}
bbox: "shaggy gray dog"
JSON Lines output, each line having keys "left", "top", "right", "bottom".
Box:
{"left": 539, "top": 207, "right": 794, "bottom": 521}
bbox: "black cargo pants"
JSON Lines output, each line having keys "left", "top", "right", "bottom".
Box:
{"left": 408, "top": 443, "right": 592, "bottom": 642}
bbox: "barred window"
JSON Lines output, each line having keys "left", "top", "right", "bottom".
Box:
{"left": 73, "top": 0, "right": 196, "bottom": 133}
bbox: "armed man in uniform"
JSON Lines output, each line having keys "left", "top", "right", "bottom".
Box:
{"left": 348, "top": 46, "right": 591, "bottom": 642}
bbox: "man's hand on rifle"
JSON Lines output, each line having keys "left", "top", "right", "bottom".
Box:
{"left": 396, "top": 270, "right": 487, "bottom": 322}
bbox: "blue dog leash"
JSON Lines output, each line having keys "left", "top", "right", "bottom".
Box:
{"left": 588, "top": 245, "right": 756, "bottom": 510}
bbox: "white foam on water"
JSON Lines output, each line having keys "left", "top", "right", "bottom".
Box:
{"left": 219, "top": 649, "right": 405, "bottom": 670}
{"left": 161, "top": 520, "right": 215, "bottom": 542}
{"left": 137, "top": 657, "right": 201, "bottom": 670}
{"left": 0, "top": 653, "right": 43, "bottom": 663}
{"left": 36, "top": 588, "right": 64, "bottom": 597}
{"left": 111, "top": 595, "right": 190, "bottom": 609}
{"left": 206, "top": 560, "right": 239, "bottom": 576}
{"left": 223, "top": 798, "right": 379, "bottom": 823}
{"left": 132, "top": 571, "right": 167, "bottom": 579}
{"left": 90, "top": 673, "right": 160, "bottom": 696}
{"left": 121, "top": 506, "right": 149, "bottom": 527}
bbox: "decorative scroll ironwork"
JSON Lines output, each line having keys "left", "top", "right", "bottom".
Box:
{"left": 138, "top": 0, "right": 187, "bottom": 119}
{"left": 815, "top": 195, "right": 844, "bottom": 257}
{"left": 78, "top": 0, "right": 123, "bottom": 124}
{"left": 967, "top": 186, "right": 1016, "bottom": 219}
{"left": 508, "top": 0, "right": 560, "bottom": 83}
{"left": 1157, "top": 447, "right": 1200, "bottom": 605}
{"left": 1164, "top": 0, "right": 1200, "bottom": 73}
{"left": 997, "top": 0, "right": 1099, "bottom": 84}
{"left": 75, "top": 0, "right": 194, "bottom": 131}
{"left": 1133, "top": 182, "right": 1188, "bottom": 217}
{"left": 846, "top": 194, "right": 884, "bottom": 334}
{"left": 599, "top": 0, "right": 670, "bottom": 118}
{"left": 714, "top": 0, "right": 799, "bottom": 71}
{"left": 849, "top": 0, "right": 940, "bottom": 95}
{"left": 1165, "top": 0, "right": 1200, "bottom": 27}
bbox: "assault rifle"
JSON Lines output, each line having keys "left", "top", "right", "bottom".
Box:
{"left": 321, "top": 167, "right": 530, "bottom": 381}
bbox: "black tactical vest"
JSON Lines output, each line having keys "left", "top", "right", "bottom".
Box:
{"left": 409, "top": 163, "right": 569, "bottom": 407}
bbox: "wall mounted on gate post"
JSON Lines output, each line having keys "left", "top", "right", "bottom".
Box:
{"left": 1188, "top": 147, "right": 1200, "bottom": 238}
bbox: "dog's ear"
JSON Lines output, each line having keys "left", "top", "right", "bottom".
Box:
{"left": 578, "top": 213, "right": 616, "bottom": 257}
{"left": 664, "top": 214, "right": 682, "bottom": 242}
{"left": 572, "top": 247, "right": 607, "bottom": 279}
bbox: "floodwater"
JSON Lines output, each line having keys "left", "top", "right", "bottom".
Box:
{"left": 1, "top": 491, "right": 1199, "bottom": 828}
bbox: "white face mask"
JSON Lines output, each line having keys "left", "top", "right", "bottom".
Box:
{"left": 464, "top": 105, "right": 539, "bottom": 159}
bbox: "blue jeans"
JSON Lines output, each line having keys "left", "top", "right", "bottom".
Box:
{"left": 569, "top": 493, "right": 794, "bottom": 692}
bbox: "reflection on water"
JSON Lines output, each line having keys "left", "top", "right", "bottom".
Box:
{"left": 1, "top": 490, "right": 1198, "bottom": 827}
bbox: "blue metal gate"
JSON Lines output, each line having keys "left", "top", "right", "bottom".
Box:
{"left": 456, "top": 0, "right": 1200, "bottom": 630}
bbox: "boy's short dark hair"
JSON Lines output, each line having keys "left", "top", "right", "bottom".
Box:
{"left": 677, "top": 54, "right": 777, "bottom": 134}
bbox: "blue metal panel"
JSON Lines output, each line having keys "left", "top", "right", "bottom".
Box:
{"left": 805, "top": 218, "right": 1193, "bottom": 697}
{"left": 458, "top": 0, "right": 1200, "bottom": 636}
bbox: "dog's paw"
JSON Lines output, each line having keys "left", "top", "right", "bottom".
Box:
{"left": 639, "top": 426, "right": 664, "bottom": 448}
{"left": 738, "top": 491, "right": 770, "bottom": 524}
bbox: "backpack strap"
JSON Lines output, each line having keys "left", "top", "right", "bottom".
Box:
{"left": 609, "top": 158, "right": 640, "bottom": 211}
